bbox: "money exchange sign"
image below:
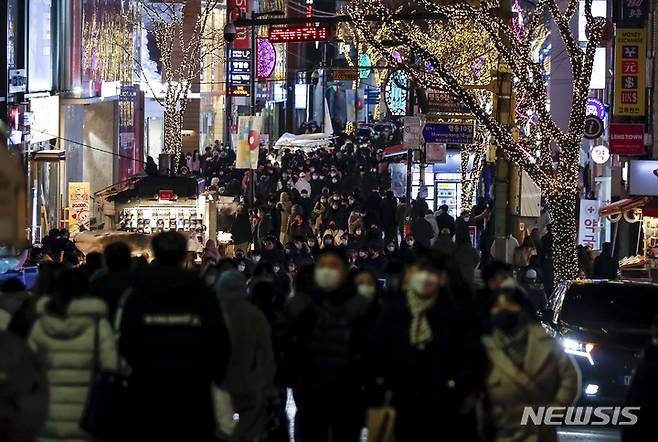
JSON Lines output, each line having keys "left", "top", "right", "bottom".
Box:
{"left": 614, "top": 28, "right": 646, "bottom": 117}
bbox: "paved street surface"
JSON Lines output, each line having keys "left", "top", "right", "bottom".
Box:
{"left": 559, "top": 428, "right": 620, "bottom": 442}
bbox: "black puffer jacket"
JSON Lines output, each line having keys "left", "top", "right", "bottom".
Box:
{"left": 119, "top": 264, "right": 231, "bottom": 441}
{"left": 275, "top": 283, "right": 371, "bottom": 393}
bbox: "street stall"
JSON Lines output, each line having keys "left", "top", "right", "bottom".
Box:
{"left": 599, "top": 196, "right": 658, "bottom": 282}
{"left": 95, "top": 174, "right": 209, "bottom": 239}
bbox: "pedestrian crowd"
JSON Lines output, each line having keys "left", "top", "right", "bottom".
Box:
{"left": 1, "top": 226, "right": 585, "bottom": 442}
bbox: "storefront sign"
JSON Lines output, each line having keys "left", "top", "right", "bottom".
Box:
{"left": 229, "top": 49, "right": 251, "bottom": 96}
{"left": 422, "top": 123, "right": 474, "bottom": 144}
{"left": 236, "top": 116, "right": 262, "bottom": 169}
{"left": 426, "top": 90, "right": 469, "bottom": 114}
{"left": 68, "top": 182, "right": 90, "bottom": 232}
{"left": 619, "top": 0, "right": 649, "bottom": 27}
{"left": 614, "top": 28, "right": 646, "bottom": 117}
{"left": 586, "top": 97, "right": 607, "bottom": 120}
{"left": 230, "top": 0, "right": 250, "bottom": 49}
{"left": 584, "top": 115, "right": 604, "bottom": 140}
{"left": 359, "top": 53, "right": 372, "bottom": 79}
{"left": 578, "top": 199, "right": 601, "bottom": 250}
{"left": 426, "top": 143, "right": 447, "bottom": 163}
{"left": 159, "top": 190, "right": 174, "bottom": 201}
{"left": 256, "top": 38, "right": 276, "bottom": 78}
{"left": 629, "top": 160, "right": 658, "bottom": 196}
{"left": 609, "top": 123, "right": 644, "bottom": 155}
{"left": 591, "top": 145, "right": 610, "bottom": 164}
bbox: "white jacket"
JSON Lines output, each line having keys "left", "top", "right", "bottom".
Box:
{"left": 28, "top": 297, "right": 117, "bottom": 442}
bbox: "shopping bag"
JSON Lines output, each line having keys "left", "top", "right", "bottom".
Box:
{"left": 213, "top": 385, "right": 238, "bottom": 438}
{"left": 366, "top": 405, "right": 396, "bottom": 442}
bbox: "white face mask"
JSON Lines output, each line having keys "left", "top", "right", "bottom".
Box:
{"left": 273, "top": 266, "right": 280, "bottom": 273}
{"left": 252, "top": 255, "right": 261, "bottom": 263}
{"left": 407, "top": 240, "right": 415, "bottom": 247}
{"left": 237, "top": 264, "right": 246, "bottom": 272}
{"left": 357, "top": 284, "right": 376, "bottom": 300}
{"left": 314, "top": 267, "right": 342, "bottom": 291}
{"left": 463, "top": 217, "right": 470, "bottom": 222}
{"left": 408, "top": 271, "right": 439, "bottom": 296}
{"left": 387, "top": 246, "right": 395, "bottom": 252}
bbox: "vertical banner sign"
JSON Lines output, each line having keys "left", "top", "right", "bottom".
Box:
{"left": 68, "top": 182, "right": 91, "bottom": 232}
{"left": 578, "top": 199, "right": 601, "bottom": 250}
{"left": 230, "top": 0, "right": 250, "bottom": 49}
{"left": 614, "top": 28, "right": 646, "bottom": 117}
{"left": 619, "top": 0, "right": 649, "bottom": 27}
{"left": 236, "top": 116, "right": 262, "bottom": 169}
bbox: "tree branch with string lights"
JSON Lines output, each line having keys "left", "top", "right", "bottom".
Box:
{"left": 348, "top": 0, "right": 605, "bottom": 282}
{"left": 134, "top": 0, "right": 226, "bottom": 162}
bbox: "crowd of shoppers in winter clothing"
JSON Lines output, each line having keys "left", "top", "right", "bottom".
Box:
{"left": 1, "top": 227, "right": 588, "bottom": 442}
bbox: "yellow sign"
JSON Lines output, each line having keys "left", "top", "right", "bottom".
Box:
{"left": 614, "top": 28, "right": 646, "bottom": 117}
{"left": 68, "top": 182, "right": 90, "bottom": 232}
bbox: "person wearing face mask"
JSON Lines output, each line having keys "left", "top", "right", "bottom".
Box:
{"left": 384, "top": 240, "right": 401, "bottom": 264}
{"left": 480, "top": 287, "right": 579, "bottom": 442}
{"left": 276, "top": 248, "right": 370, "bottom": 442}
{"left": 399, "top": 234, "right": 418, "bottom": 262}
{"left": 366, "top": 252, "right": 486, "bottom": 441}
{"left": 455, "top": 209, "right": 472, "bottom": 244}
{"left": 347, "top": 208, "right": 364, "bottom": 235}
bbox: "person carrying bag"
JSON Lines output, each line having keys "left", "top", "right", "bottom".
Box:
{"left": 80, "top": 291, "right": 131, "bottom": 440}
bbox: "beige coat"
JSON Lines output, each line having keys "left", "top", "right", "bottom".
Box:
{"left": 28, "top": 297, "right": 117, "bottom": 442}
{"left": 481, "top": 325, "right": 580, "bottom": 442}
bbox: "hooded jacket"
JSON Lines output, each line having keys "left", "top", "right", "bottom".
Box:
{"left": 215, "top": 271, "right": 275, "bottom": 440}
{"left": 28, "top": 297, "right": 117, "bottom": 442}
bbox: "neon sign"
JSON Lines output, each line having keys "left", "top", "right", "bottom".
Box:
{"left": 268, "top": 24, "right": 330, "bottom": 42}
{"left": 384, "top": 70, "right": 408, "bottom": 116}
{"left": 257, "top": 38, "right": 276, "bottom": 78}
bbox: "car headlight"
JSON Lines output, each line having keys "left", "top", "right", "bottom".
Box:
{"left": 562, "top": 338, "right": 595, "bottom": 365}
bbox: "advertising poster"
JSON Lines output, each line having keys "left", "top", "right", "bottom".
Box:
{"left": 236, "top": 116, "right": 262, "bottom": 170}
{"left": 68, "top": 182, "right": 91, "bottom": 232}
{"left": 614, "top": 28, "right": 646, "bottom": 117}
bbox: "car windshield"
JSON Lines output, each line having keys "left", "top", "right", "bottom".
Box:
{"left": 560, "top": 283, "right": 658, "bottom": 330}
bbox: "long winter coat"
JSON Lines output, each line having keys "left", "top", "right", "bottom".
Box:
{"left": 481, "top": 324, "right": 580, "bottom": 442}
{"left": 367, "top": 295, "right": 486, "bottom": 441}
{"left": 28, "top": 297, "right": 117, "bottom": 442}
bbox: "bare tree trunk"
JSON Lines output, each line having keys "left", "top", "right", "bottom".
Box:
{"left": 546, "top": 190, "right": 579, "bottom": 284}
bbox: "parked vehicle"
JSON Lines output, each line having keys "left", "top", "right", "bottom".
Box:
{"left": 541, "top": 280, "right": 658, "bottom": 405}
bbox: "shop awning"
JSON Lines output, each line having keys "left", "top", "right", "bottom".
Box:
{"left": 599, "top": 197, "right": 658, "bottom": 218}
{"left": 383, "top": 144, "right": 406, "bottom": 158}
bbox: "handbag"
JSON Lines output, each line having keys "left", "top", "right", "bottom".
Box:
{"left": 212, "top": 304, "right": 238, "bottom": 438}
{"left": 79, "top": 293, "right": 131, "bottom": 440}
{"left": 366, "top": 391, "right": 396, "bottom": 442}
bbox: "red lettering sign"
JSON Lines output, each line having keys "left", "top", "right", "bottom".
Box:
{"left": 609, "top": 124, "right": 645, "bottom": 155}
{"left": 159, "top": 190, "right": 174, "bottom": 201}
{"left": 230, "top": 0, "right": 250, "bottom": 49}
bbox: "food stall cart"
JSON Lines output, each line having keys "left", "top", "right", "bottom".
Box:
{"left": 95, "top": 174, "right": 210, "bottom": 240}
{"left": 600, "top": 197, "right": 658, "bottom": 282}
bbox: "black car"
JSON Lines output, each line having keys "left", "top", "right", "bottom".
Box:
{"left": 541, "top": 280, "right": 658, "bottom": 405}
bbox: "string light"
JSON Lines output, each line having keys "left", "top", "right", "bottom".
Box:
{"left": 135, "top": 0, "right": 226, "bottom": 162}
{"left": 348, "top": 0, "right": 605, "bottom": 282}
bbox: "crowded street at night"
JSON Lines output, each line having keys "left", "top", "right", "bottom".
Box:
{"left": 1, "top": 0, "right": 658, "bottom": 441}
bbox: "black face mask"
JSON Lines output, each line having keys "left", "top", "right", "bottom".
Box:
{"left": 491, "top": 309, "right": 520, "bottom": 332}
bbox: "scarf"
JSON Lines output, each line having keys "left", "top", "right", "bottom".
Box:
{"left": 492, "top": 323, "right": 529, "bottom": 368}
{"left": 406, "top": 291, "right": 436, "bottom": 350}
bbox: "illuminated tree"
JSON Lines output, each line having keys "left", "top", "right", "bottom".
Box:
{"left": 349, "top": 0, "right": 605, "bottom": 282}
{"left": 135, "top": 0, "right": 226, "bottom": 159}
